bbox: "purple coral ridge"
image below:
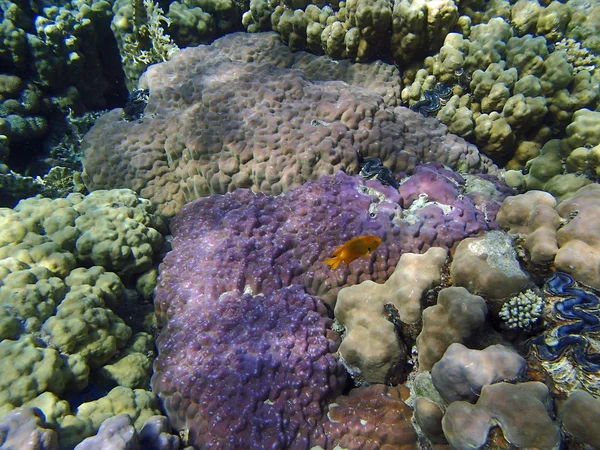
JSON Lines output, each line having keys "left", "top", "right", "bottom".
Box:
{"left": 153, "top": 167, "right": 511, "bottom": 448}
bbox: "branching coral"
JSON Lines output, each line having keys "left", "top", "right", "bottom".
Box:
{"left": 122, "top": 0, "right": 179, "bottom": 67}
{"left": 499, "top": 289, "right": 543, "bottom": 329}
{"left": 554, "top": 38, "right": 598, "bottom": 74}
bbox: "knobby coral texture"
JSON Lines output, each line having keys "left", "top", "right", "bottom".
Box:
{"left": 152, "top": 168, "right": 511, "bottom": 448}
{"left": 81, "top": 32, "right": 497, "bottom": 217}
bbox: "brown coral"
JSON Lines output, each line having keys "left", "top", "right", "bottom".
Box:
{"left": 82, "top": 32, "right": 496, "bottom": 216}
{"left": 325, "top": 384, "right": 418, "bottom": 450}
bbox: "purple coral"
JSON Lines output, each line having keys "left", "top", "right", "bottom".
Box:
{"left": 153, "top": 287, "right": 344, "bottom": 448}
{"left": 152, "top": 167, "right": 511, "bottom": 447}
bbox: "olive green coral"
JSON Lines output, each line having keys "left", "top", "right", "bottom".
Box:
{"left": 41, "top": 267, "right": 132, "bottom": 368}
{"left": 409, "top": 17, "right": 599, "bottom": 164}
{"left": 0, "top": 337, "right": 89, "bottom": 418}
{"left": 12, "top": 189, "right": 167, "bottom": 277}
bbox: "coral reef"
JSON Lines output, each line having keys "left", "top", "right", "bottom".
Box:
{"left": 3, "top": 189, "right": 167, "bottom": 278}
{"left": 505, "top": 138, "right": 594, "bottom": 201}
{"left": 2, "top": 2, "right": 600, "bottom": 448}
{"left": 81, "top": 32, "right": 497, "bottom": 217}
{"left": 499, "top": 184, "right": 600, "bottom": 289}
{"left": 243, "top": 0, "right": 458, "bottom": 65}
{"left": 154, "top": 285, "right": 346, "bottom": 448}
{"left": 152, "top": 167, "right": 508, "bottom": 446}
{"left": 111, "top": 0, "right": 180, "bottom": 91}
{"left": 499, "top": 289, "right": 544, "bottom": 329}
{"left": 403, "top": 16, "right": 599, "bottom": 166}
{"left": 0, "top": 407, "right": 58, "bottom": 449}
{"left": 0, "top": 188, "right": 168, "bottom": 448}
{"left": 450, "top": 230, "right": 531, "bottom": 299}
{"left": 496, "top": 189, "right": 561, "bottom": 264}
{"left": 325, "top": 384, "right": 418, "bottom": 449}
{"left": 560, "top": 390, "right": 600, "bottom": 448}
{"left": 73, "top": 413, "right": 182, "bottom": 450}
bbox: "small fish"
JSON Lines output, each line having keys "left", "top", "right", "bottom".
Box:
{"left": 324, "top": 235, "right": 382, "bottom": 269}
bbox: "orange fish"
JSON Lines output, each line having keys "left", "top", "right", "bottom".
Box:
{"left": 324, "top": 235, "right": 382, "bottom": 269}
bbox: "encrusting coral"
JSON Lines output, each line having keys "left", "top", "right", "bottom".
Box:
{"left": 416, "top": 287, "right": 488, "bottom": 371}
{"left": 442, "top": 382, "right": 561, "bottom": 450}
{"left": 431, "top": 343, "right": 527, "bottom": 404}
{"left": 450, "top": 230, "right": 531, "bottom": 300}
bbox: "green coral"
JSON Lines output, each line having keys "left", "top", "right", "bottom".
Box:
{"left": 0, "top": 188, "right": 167, "bottom": 448}
{"left": 0, "top": 267, "right": 66, "bottom": 334}
{"left": 554, "top": 38, "right": 599, "bottom": 74}
{"left": 97, "top": 332, "right": 155, "bottom": 388}
{"left": 123, "top": 0, "right": 179, "bottom": 66}
{"left": 12, "top": 189, "right": 167, "bottom": 277}
{"left": 41, "top": 267, "right": 132, "bottom": 368}
{"left": 0, "top": 337, "right": 89, "bottom": 418}
{"left": 112, "top": 0, "right": 179, "bottom": 90}
{"left": 409, "top": 18, "right": 599, "bottom": 165}
{"left": 504, "top": 138, "right": 593, "bottom": 202}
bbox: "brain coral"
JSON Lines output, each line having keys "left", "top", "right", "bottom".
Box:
{"left": 153, "top": 168, "right": 510, "bottom": 447}
{"left": 82, "top": 32, "right": 497, "bottom": 216}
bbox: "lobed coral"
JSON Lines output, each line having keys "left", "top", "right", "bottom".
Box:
{"left": 499, "top": 183, "right": 600, "bottom": 289}
{"left": 450, "top": 230, "right": 531, "bottom": 300}
{"left": 403, "top": 17, "right": 599, "bottom": 167}
{"left": 416, "top": 287, "right": 488, "bottom": 371}
{"left": 442, "top": 381, "right": 561, "bottom": 449}
{"left": 335, "top": 247, "right": 447, "bottom": 384}
{"left": 0, "top": 407, "right": 58, "bottom": 449}
{"left": 431, "top": 343, "right": 527, "bottom": 404}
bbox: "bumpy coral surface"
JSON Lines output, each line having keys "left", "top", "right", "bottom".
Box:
{"left": 154, "top": 285, "right": 346, "bottom": 448}
{"left": 416, "top": 287, "right": 488, "bottom": 371}
{"left": 497, "top": 189, "right": 561, "bottom": 264}
{"left": 560, "top": 390, "right": 600, "bottom": 448}
{"left": 82, "top": 32, "right": 497, "bottom": 216}
{"left": 498, "top": 183, "right": 600, "bottom": 289}
{"left": 1, "top": 189, "right": 166, "bottom": 278}
{"left": 153, "top": 168, "right": 508, "bottom": 447}
{"left": 156, "top": 167, "right": 508, "bottom": 312}
{"left": 442, "top": 381, "right": 560, "bottom": 450}
{"left": 450, "top": 230, "right": 531, "bottom": 299}
{"left": 0, "top": 188, "right": 168, "bottom": 448}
